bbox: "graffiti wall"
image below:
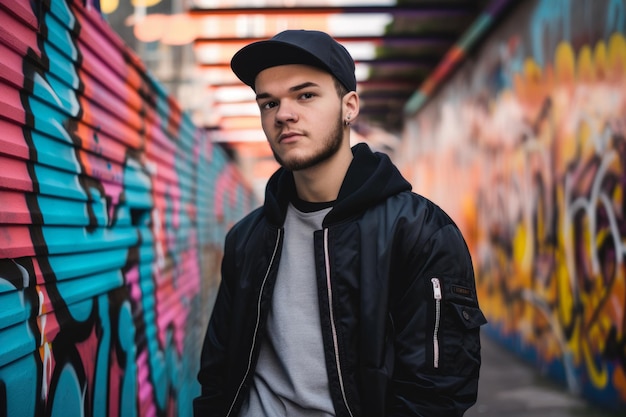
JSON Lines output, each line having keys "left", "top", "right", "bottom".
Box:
{"left": 399, "top": 0, "right": 626, "bottom": 411}
{"left": 0, "top": 1, "right": 256, "bottom": 416}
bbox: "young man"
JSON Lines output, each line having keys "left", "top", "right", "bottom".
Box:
{"left": 194, "top": 29, "right": 486, "bottom": 417}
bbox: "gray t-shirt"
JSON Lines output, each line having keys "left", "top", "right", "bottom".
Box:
{"left": 239, "top": 203, "right": 335, "bottom": 417}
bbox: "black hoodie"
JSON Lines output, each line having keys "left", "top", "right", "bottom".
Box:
{"left": 263, "top": 143, "right": 412, "bottom": 226}
{"left": 195, "top": 143, "right": 486, "bottom": 417}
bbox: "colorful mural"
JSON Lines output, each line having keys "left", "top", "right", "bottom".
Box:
{"left": 0, "top": 1, "right": 256, "bottom": 416}
{"left": 400, "top": 0, "right": 626, "bottom": 411}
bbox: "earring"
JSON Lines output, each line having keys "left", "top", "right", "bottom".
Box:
{"left": 344, "top": 115, "right": 351, "bottom": 126}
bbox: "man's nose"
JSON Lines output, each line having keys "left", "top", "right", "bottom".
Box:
{"left": 275, "top": 102, "right": 298, "bottom": 124}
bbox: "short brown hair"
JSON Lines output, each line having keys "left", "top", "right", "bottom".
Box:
{"left": 334, "top": 77, "right": 349, "bottom": 98}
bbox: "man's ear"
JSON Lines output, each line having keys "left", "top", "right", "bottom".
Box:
{"left": 343, "top": 91, "right": 360, "bottom": 123}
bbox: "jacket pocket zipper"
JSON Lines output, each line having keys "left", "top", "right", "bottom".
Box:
{"left": 431, "top": 277, "right": 442, "bottom": 369}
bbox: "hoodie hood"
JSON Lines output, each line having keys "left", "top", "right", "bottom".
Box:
{"left": 263, "top": 143, "right": 412, "bottom": 226}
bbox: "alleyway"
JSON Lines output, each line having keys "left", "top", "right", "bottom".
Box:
{"left": 467, "top": 335, "right": 623, "bottom": 417}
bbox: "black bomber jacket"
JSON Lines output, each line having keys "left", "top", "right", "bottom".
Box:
{"left": 194, "top": 143, "right": 487, "bottom": 417}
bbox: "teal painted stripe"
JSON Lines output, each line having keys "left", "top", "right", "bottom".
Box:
{"left": 33, "top": 163, "right": 88, "bottom": 201}
{"left": 45, "top": 11, "right": 78, "bottom": 63}
{"left": 54, "top": 270, "right": 125, "bottom": 313}
{"left": 458, "top": 14, "right": 494, "bottom": 51}
{"left": 0, "top": 354, "right": 37, "bottom": 416}
{"left": 404, "top": 0, "right": 514, "bottom": 115}
{"left": 404, "top": 92, "right": 428, "bottom": 116}
{"left": 0, "top": 320, "right": 36, "bottom": 368}
{"left": 41, "top": 225, "right": 139, "bottom": 255}
{"left": 46, "top": 248, "right": 134, "bottom": 281}
{"left": 36, "top": 194, "right": 91, "bottom": 226}
{"left": 0, "top": 286, "right": 30, "bottom": 330}
{"left": 30, "top": 130, "right": 81, "bottom": 174}
{"left": 46, "top": 0, "right": 74, "bottom": 34}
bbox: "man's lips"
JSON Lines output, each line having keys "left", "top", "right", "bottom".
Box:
{"left": 278, "top": 132, "right": 304, "bottom": 143}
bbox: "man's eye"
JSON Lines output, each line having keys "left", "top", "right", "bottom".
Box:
{"left": 261, "top": 101, "right": 277, "bottom": 110}
{"left": 300, "top": 92, "right": 315, "bottom": 99}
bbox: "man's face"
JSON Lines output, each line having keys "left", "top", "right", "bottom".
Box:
{"left": 254, "top": 64, "right": 345, "bottom": 171}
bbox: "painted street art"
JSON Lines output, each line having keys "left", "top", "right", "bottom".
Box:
{"left": 400, "top": 0, "right": 626, "bottom": 411}
{"left": 0, "top": 1, "right": 256, "bottom": 416}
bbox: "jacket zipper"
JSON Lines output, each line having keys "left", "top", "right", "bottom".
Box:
{"left": 225, "top": 229, "right": 283, "bottom": 417}
{"left": 431, "top": 277, "right": 442, "bottom": 369}
{"left": 324, "top": 228, "right": 355, "bottom": 417}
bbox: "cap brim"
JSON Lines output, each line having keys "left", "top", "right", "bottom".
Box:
{"left": 231, "top": 40, "right": 330, "bottom": 89}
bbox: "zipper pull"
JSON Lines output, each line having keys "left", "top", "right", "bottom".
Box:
{"left": 431, "top": 278, "right": 442, "bottom": 300}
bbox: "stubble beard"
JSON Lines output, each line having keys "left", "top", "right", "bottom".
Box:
{"left": 272, "top": 114, "right": 344, "bottom": 172}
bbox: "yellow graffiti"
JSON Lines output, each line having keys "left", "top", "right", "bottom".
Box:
{"left": 403, "top": 30, "right": 626, "bottom": 404}
{"left": 131, "top": 0, "right": 162, "bottom": 7}
{"left": 100, "top": 0, "right": 119, "bottom": 14}
{"left": 505, "top": 32, "right": 626, "bottom": 399}
{"left": 100, "top": 0, "right": 163, "bottom": 14}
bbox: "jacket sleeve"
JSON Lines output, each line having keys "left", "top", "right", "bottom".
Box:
{"left": 193, "top": 230, "right": 237, "bottom": 417}
{"left": 389, "top": 221, "right": 487, "bottom": 417}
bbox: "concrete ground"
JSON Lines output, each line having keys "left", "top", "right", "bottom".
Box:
{"left": 465, "top": 335, "right": 624, "bottom": 417}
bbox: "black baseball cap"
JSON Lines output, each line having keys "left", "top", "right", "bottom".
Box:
{"left": 230, "top": 29, "right": 357, "bottom": 92}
